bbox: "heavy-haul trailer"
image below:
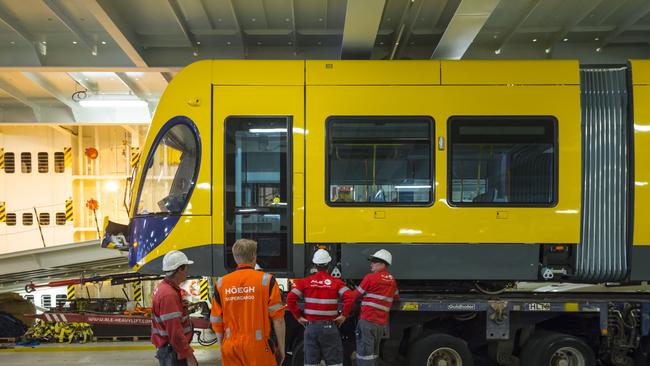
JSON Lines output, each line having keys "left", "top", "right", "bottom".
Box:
{"left": 284, "top": 291, "right": 650, "bottom": 365}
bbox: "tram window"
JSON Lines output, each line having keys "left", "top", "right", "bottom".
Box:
{"left": 137, "top": 122, "right": 198, "bottom": 215}
{"left": 39, "top": 212, "right": 50, "bottom": 225}
{"left": 4, "top": 152, "right": 15, "bottom": 173}
{"left": 448, "top": 117, "right": 557, "bottom": 206}
{"left": 42, "top": 295, "right": 51, "bottom": 308}
{"left": 38, "top": 152, "right": 48, "bottom": 173}
{"left": 23, "top": 213, "right": 33, "bottom": 226}
{"left": 327, "top": 117, "right": 433, "bottom": 206}
{"left": 21, "top": 152, "right": 32, "bottom": 173}
{"left": 5, "top": 213, "right": 16, "bottom": 226}
{"left": 54, "top": 152, "right": 65, "bottom": 173}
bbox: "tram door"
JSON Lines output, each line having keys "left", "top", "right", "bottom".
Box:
{"left": 224, "top": 117, "right": 291, "bottom": 270}
{"left": 213, "top": 67, "right": 304, "bottom": 274}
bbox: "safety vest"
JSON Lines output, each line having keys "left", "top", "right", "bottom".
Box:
{"left": 210, "top": 264, "right": 285, "bottom": 342}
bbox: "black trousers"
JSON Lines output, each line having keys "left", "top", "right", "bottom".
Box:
{"left": 156, "top": 345, "right": 189, "bottom": 366}
{"left": 304, "top": 320, "right": 344, "bottom": 366}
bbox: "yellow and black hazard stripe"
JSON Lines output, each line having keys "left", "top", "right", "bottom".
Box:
{"left": 0, "top": 147, "right": 4, "bottom": 171}
{"left": 133, "top": 280, "right": 143, "bottom": 302}
{"left": 130, "top": 147, "right": 140, "bottom": 169}
{"left": 67, "top": 285, "right": 76, "bottom": 300}
{"left": 199, "top": 279, "right": 209, "bottom": 301}
{"left": 0, "top": 201, "right": 5, "bottom": 223}
{"left": 63, "top": 147, "right": 72, "bottom": 169}
{"left": 65, "top": 199, "right": 73, "bottom": 222}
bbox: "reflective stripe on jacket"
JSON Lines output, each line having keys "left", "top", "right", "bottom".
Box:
{"left": 286, "top": 270, "right": 355, "bottom": 321}
{"left": 210, "top": 263, "right": 285, "bottom": 342}
{"left": 151, "top": 278, "right": 194, "bottom": 359}
{"left": 354, "top": 269, "right": 399, "bottom": 326}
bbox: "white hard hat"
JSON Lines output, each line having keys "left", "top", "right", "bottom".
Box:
{"left": 162, "top": 250, "right": 194, "bottom": 272}
{"left": 312, "top": 249, "right": 332, "bottom": 265}
{"left": 369, "top": 249, "right": 392, "bottom": 266}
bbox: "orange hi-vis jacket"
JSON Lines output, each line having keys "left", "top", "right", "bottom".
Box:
{"left": 210, "top": 263, "right": 285, "bottom": 366}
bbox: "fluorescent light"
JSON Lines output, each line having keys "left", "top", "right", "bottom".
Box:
{"left": 394, "top": 185, "right": 431, "bottom": 189}
{"left": 238, "top": 208, "right": 258, "bottom": 213}
{"left": 249, "top": 128, "right": 287, "bottom": 133}
{"left": 79, "top": 100, "right": 148, "bottom": 108}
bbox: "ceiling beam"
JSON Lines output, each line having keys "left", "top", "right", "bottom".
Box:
{"left": 21, "top": 72, "right": 79, "bottom": 121}
{"left": 67, "top": 72, "right": 99, "bottom": 93}
{"left": 0, "top": 3, "right": 45, "bottom": 65}
{"left": 167, "top": 0, "right": 200, "bottom": 56}
{"left": 42, "top": 0, "right": 98, "bottom": 56}
{"left": 597, "top": 0, "right": 629, "bottom": 26}
{"left": 198, "top": 0, "right": 216, "bottom": 29}
{"left": 432, "top": 0, "right": 501, "bottom": 59}
{"left": 115, "top": 72, "right": 155, "bottom": 116}
{"left": 226, "top": 0, "right": 247, "bottom": 56}
{"left": 340, "top": 0, "right": 386, "bottom": 59}
{"left": 392, "top": 0, "right": 427, "bottom": 60}
{"left": 493, "top": 0, "right": 542, "bottom": 54}
{"left": 49, "top": 125, "right": 77, "bottom": 137}
{"left": 545, "top": 0, "right": 606, "bottom": 57}
{"left": 290, "top": 0, "right": 298, "bottom": 56}
{"left": 601, "top": 1, "right": 650, "bottom": 47}
{"left": 0, "top": 67, "right": 178, "bottom": 72}
{"left": 161, "top": 72, "right": 174, "bottom": 84}
{"left": 0, "top": 78, "right": 41, "bottom": 119}
{"left": 86, "top": 0, "right": 148, "bottom": 67}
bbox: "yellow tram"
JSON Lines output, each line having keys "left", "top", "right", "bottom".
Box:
{"left": 104, "top": 59, "right": 650, "bottom": 284}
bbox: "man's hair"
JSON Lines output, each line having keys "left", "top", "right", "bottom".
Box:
{"left": 232, "top": 239, "right": 257, "bottom": 264}
{"left": 164, "top": 264, "right": 187, "bottom": 277}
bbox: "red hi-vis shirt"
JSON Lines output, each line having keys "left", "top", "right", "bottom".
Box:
{"left": 151, "top": 278, "right": 194, "bottom": 360}
{"left": 286, "top": 270, "right": 355, "bottom": 321}
{"left": 353, "top": 269, "right": 399, "bottom": 326}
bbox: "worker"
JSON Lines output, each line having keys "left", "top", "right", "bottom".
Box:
{"left": 151, "top": 250, "right": 198, "bottom": 366}
{"left": 286, "top": 248, "right": 355, "bottom": 366}
{"left": 352, "top": 249, "right": 399, "bottom": 366}
{"left": 210, "top": 239, "right": 286, "bottom": 366}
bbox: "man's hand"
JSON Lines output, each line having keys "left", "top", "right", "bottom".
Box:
{"left": 297, "top": 317, "right": 308, "bottom": 326}
{"left": 334, "top": 315, "right": 346, "bottom": 327}
{"left": 186, "top": 353, "right": 198, "bottom": 366}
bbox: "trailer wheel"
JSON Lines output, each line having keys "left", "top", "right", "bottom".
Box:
{"left": 520, "top": 332, "right": 595, "bottom": 366}
{"left": 407, "top": 333, "right": 474, "bottom": 366}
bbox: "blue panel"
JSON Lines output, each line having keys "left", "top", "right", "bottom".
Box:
{"left": 129, "top": 215, "right": 181, "bottom": 267}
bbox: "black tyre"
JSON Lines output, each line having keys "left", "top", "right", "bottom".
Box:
{"left": 520, "top": 332, "right": 595, "bottom": 366}
{"left": 407, "top": 333, "right": 474, "bottom": 366}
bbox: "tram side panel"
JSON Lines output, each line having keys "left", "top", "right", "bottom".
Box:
{"left": 630, "top": 60, "right": 650, "bottom": 281}
{"left": 304, "top": 60, "right": 582, "bottom": 281}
